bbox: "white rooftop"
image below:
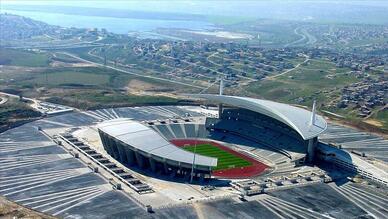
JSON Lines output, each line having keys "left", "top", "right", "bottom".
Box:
{"left": 189, "top": 94, "right": 327, "bottom": 140}
{"left": 97, "top": 118, "right": 217, "bottom": 167}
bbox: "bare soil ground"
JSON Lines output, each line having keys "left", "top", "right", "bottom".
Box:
{"left": 364, "top": 119, "right": 383, "bottom": 127}
{"left": 0, "top": 196, "right": 56, "bottom": 219}
{"left": 50, "top": 60, "right": 97, "bottom": 68}
{"left": 126, "top": 79, "right": 179, "bottom": 98}
{"left": 326, "top": 116, "right": 388, "bottom": 139}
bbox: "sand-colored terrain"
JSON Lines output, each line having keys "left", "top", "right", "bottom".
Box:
{"left": 0, "top": 196, "right": 56, "bottom": 219}
{"left": 127, "top": 79, "right": 179, "bottom": 98}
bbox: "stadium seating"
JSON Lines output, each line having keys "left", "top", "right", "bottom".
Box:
{"left": 206, "top": 108, "right": 307, "bottom": 162}
{"left": 152, "top": 125, "right": 175, "bottom": 140}
{"left": 169, "top": 124, "right": 185, "bottom": 139}
{"left": 149, "top": 107, "right": 307, "bottom": 170}
{"left": 184, "top": 124, "right": 196, "bottom": 138}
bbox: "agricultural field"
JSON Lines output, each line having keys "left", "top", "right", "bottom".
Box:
{"left": 182, "top": 143, "right": 252, "bottom": 170}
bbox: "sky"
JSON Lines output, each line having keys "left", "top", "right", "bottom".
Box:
{"left": 2, "top": 0, "right": 387, "bottom": 25}
{"left": 3, "top": 1, "right": 388, "bottom": 13}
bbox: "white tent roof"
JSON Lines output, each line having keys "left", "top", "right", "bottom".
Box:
{"left": 97, "top": 118, "right": 217, "bottom": 167}
{"left": 190, "top": 94, "right": 327, "bottom": 140}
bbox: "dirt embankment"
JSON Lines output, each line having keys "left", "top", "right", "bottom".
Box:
{"left": 326, "top": 116, "right": 388, "bottom": 139}
{"left": 0, "top": 196, "right": 56, "bottom": 219}
{"left": 126, "top": 79, "right": 176, "bottom": 97}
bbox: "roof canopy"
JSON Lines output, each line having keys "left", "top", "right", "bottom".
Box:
{"left": 97, "top": 119, "right": 217, "bottom": 167}
{"left": 190, "top": 94, "right": 327, "bottom": 140}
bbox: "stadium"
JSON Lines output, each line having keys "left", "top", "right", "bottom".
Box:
{"left": 96, "top": 93, "right": 326, "bottom": 180}
{"left": 1, "top": 85, "right": 387, "bottom": 218}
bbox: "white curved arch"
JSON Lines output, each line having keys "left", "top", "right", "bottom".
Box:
{"left": 97, "top": 118, "right": 217, "bottom": 167}
{"left": 190, "top": 94, "right": 327, "bottom": 140}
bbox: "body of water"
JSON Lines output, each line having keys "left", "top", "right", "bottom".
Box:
{"left": 3, "top": 10, "right": 215, "bottom": 34}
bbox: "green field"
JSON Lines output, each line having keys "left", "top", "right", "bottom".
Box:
{"left": 246, "top": 58, "right": 361, "bottom": 106}
{"left": 32, "top": 71, "right": 111, "bottom": 86}
{"left": 182, "top": 144, "right": 251, "bottom": 170}
{"left": 372, "top": 109, "right": 388, "bottom": 130}
{"left": 0, "top": 48, "right": 50, "bottom": 67}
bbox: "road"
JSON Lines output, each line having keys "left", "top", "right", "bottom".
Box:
{"left": 0, "top": 92, "right": 43, "bottom": 113}
{"left": 162, "top": 54, "right": 257, "bottom": 85}
{"left": 209, "top": 53, "right": 275, "bottom": 74}
{"left": 265, "top": 54, "right": 310, "bottom": 80}
{"left": 0, "top": 92, "right": 37, "bottom": 104}
{"left": 285, "top": 27, "right": 316, "bottom": 47}
{"left": 59, "top": 52, "right": 205, "bottom": 89}
{"left": 5, "top": 35, "right": 106, "bottom": 50}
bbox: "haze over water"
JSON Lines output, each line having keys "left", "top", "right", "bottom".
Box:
{"left": 2, "top": 9, "right": 215, "bottom": 34}
{"left": 2, "top": 0, "right": 388, "bottom": 33}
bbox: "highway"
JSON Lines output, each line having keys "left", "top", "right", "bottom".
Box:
{"left": 285, "top": 27, "right": 317, "bottom": 47}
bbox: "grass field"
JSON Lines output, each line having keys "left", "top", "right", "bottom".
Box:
{"left": 246, "top": 58, "right": 360, "bottom": 106}
{"left": 31, "top": 71, "right": 111, "bottom": 86}
{"left": 372, "top": 109, "right": 388, "bottom": 130}
{"left": 0, "top": 48, "right": 50, "bottom": 67}
{"left": 182, "top": 144, "right": 252, "bottom": 170}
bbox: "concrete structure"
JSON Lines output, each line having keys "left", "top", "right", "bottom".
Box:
{"left": 191, "top": 94, "right": 327, "bottom": 140}
{"left": 191, "top": 94, "right": 327, "bottom": 162}
{"left": 97, "top": 119, "right": 217, "bottom": 178}
{"left": 317, "top": 143, "right": 388, "bottom": 186}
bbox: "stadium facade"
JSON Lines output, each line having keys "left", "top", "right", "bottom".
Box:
{"left": 191, "top": 94, "right": 327, "bottom": 163}
{"left": 98, "top": 94, "right": 327, "bottom": 178}
{"left": 98, "top": 119, "right": 217, "bottom": 179}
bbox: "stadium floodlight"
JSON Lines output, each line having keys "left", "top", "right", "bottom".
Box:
{"left": 310, "top": 100, "right": 316, "bottom": 126}
{"left": 219, "top": 77, "right": 224, "bottom": 96}
{"left": 190, "top": 126, "right": 200, "bottom": 183}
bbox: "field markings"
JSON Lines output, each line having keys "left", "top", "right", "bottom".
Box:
{"left": 329, "top": 183, "right": 387, "bottom": 219}
{"left": 38, "top": 119, "right": 74, "bottom": 127}
{"left": 182, "top": 144, "right": 252, "bottom": 170}
{"left": 155, "top": 106, "right": 181, "bottom": 117}
{"left": 166, "top": 124, "right": 177, "bottom": 139}
{"left": 109, "top": 108, "right": 121, "bottom": 119}
{"left": 14, "top": 186, "right": 99, "bottom": 204}
{"left": 1, "top": 168, "right": 91, "bottom": 196}
{"left": 180, "top": 123, "right": 188, "bottom": 138}
{"left": 269, "top": 196, "right": 332, "bottom": 219}
{"left": 0, "top": 154, "right": 72, "bottom": 171}
{"left": 0, "top": 144, "right": 54, "bottom": 153}
{"left": 257, "top": 195, "right": 333, "bottom": 219}
{"left": 147, "top": 106, "right": 175, "bottom": 117}
{"left": 81, "top": 111, "right": 107, "bottom": 121}
{"left": 257, "top": 198, "right": 287, "bottom": 219}
{"left": 51, "top": 190, "right": 107, "bottom": 216}
{"left": 95, "top": 109, "right": 114, "bottom": 120}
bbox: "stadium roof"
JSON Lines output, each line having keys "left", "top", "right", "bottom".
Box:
{"left": 97, "top": 119, "right": 217, "bottom": 167}
{"left": 190, "top": 94, "right": 327, "bottom": 140}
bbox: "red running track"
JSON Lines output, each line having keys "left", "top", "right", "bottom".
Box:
{"left": 170, "top": 139, "right": 268, "bottom": 178}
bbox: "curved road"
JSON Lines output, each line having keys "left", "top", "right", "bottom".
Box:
{"left": 285, "top": 27, "right": 317, "bottom": 47}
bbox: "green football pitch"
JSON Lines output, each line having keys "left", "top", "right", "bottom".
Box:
{"left": 182, "top": 144, "right": 252, "bottom": 170}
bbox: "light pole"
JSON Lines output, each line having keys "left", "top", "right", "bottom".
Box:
{"left": 190, "top": 127, "right": 200, "bottom": 183}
